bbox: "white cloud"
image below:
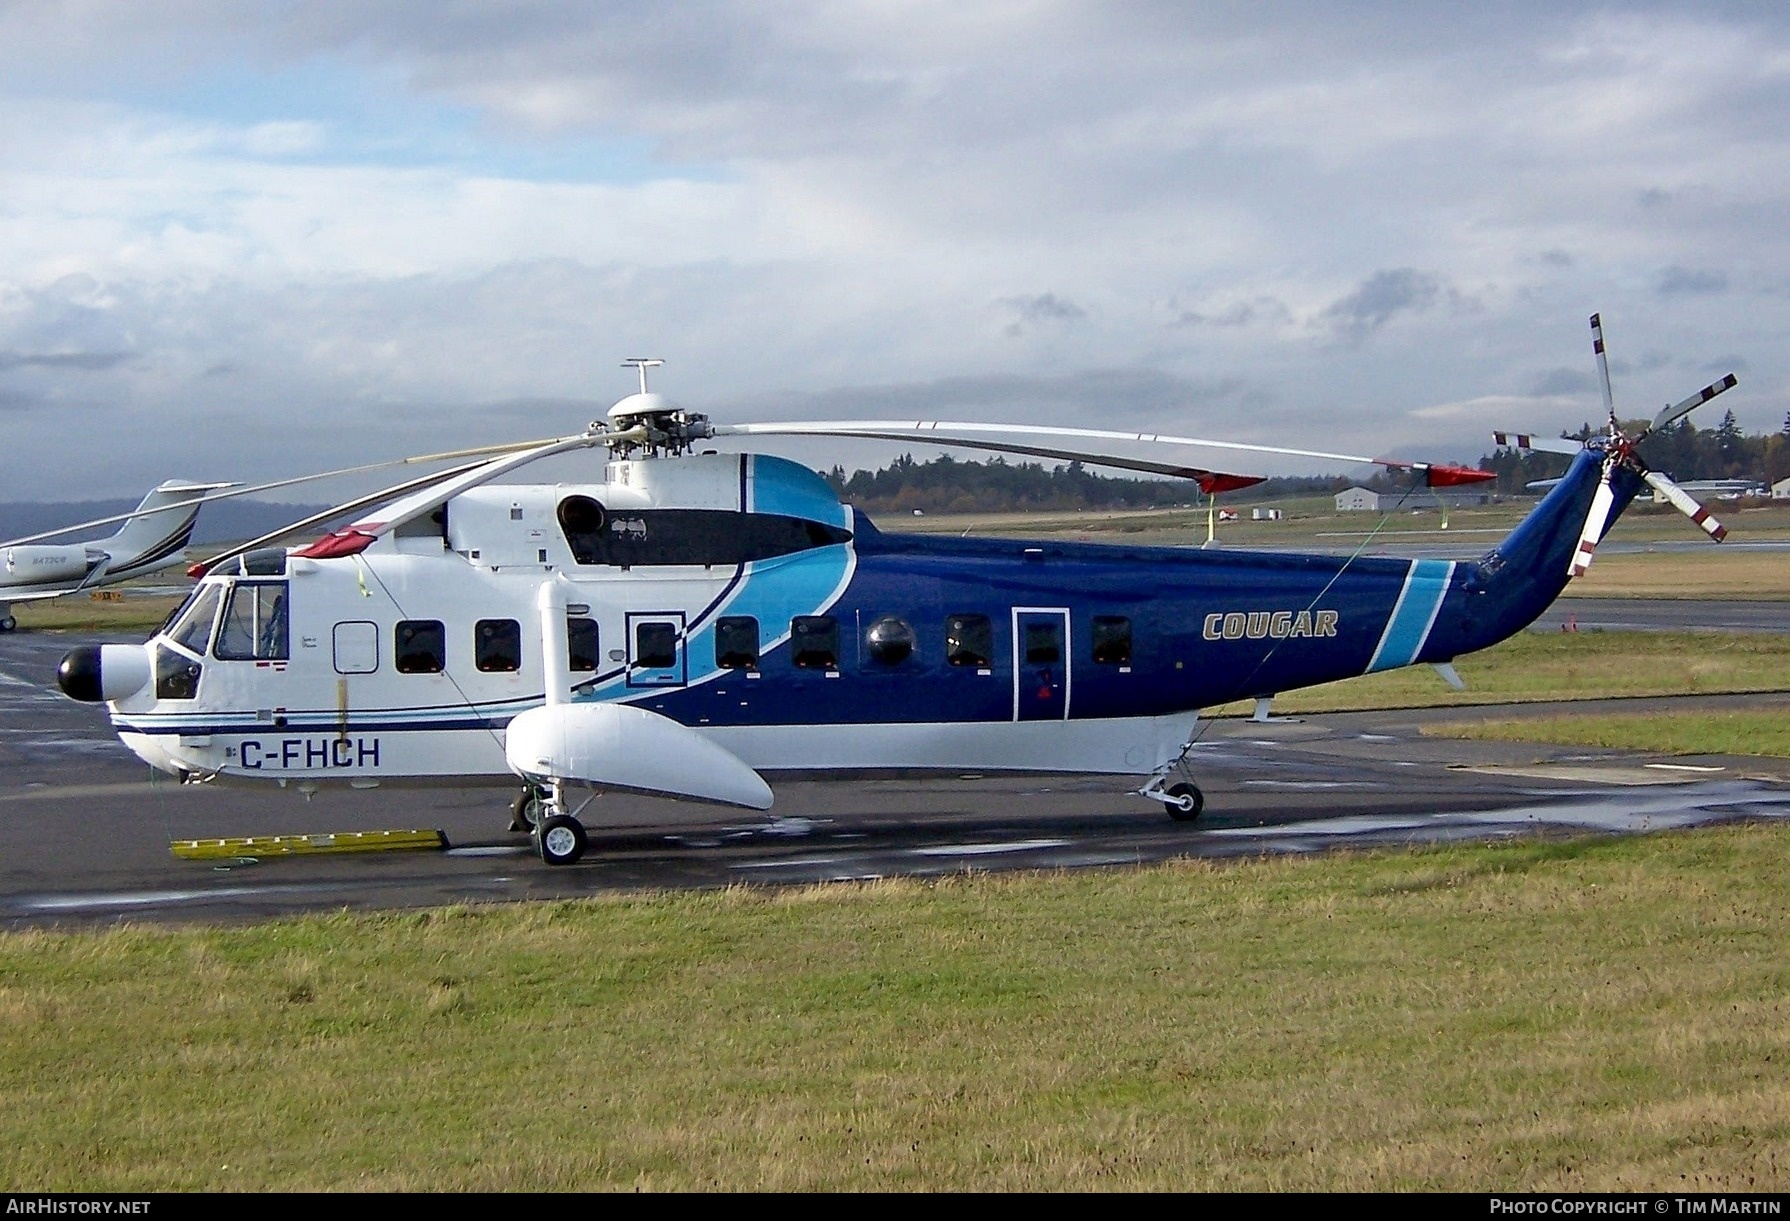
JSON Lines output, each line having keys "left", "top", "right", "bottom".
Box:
{"left": 0, "top": 2, "right": 1786, "bottom": 500}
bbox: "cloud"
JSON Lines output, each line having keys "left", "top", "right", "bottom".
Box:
{"left": 1656, "top": 265, "right": 1729, "bottom": 296}
{"left": 1171, "top": 296, "right": 1293, "bottom": 330}
{"left": 2, "top": 5, "right": 1789, "bottom": 496}
{"left": 996, "top": 293, "right": 1086, "bottom": 337}
{"left": 0, "top": 350, "right": 134, "bottom": 371}
{"left": 1318, "top": 270, "right": 1443, "bottom": 343}
{"left": 1531, "top": 367, "right": 1596, "bottom": 397}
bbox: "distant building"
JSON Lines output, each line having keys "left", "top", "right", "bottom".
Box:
{"left": 1652, "top": 479, "right": 1756, "bottom": 504}
{"left": 1335, "top": 487, "right": 1382, "bottom": 512}
{"left": 1773, "top": 477, "right": 1790, "bottom": 500}
{"left": 1251, "top": 507, "right": 1282, "bottom": 521}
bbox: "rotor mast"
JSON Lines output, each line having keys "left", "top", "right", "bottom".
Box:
{"left": 604, "top": 359, "right": 713, "bottom": 458}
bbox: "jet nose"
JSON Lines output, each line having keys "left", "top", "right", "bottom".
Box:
{"left": 57, "top": 645, "right": 104, "bottom": 702}
{"left": 57, "top": 643, "right": 153, "bottom": 703}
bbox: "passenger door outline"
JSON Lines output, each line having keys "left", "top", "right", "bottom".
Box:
{"left": 1012, "top": 607, "right": 1070, "bottom": 721}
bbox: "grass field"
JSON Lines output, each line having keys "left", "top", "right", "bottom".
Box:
{"left": 1209, "top": 630, "right": 1790, "bottom": 716}
{"left": 0, "top": 827, "right": 1785, "bottom": 1190}
{"left": 1427, "top": 710, "right": 1790, "bottom": 759}
{"left": 6, "top": 509, "right": 1788, "bottom": 1190}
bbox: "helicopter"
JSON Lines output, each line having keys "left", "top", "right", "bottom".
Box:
{"left": 54, "top": 319, "right": 1738, "bottom": 865}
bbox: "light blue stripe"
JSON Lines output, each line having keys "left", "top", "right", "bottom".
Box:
{"left": 747, "top": 454, "right": 851, "bottom": 529}
{"left": 1367, "top": 560, "right": 1455, "bottom": 673}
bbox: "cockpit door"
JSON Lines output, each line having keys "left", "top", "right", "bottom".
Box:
{"left": 626, "top": 611, "right": 687, "bottom": 688}
{"left": 1013, "top": 607, "right": 1070, "bottom": 721}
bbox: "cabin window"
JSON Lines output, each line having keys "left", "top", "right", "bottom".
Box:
{"left": 1023, "top": 621, "right": 1062, "bottom": 665}
{"left": 715, "top": 616, "right": 760, "bottom": 669}
{"left": 865, "top": 615, "right": 917, "bottom": 666}
{"left": 475, "top": 619, "right": 522, "bottom": 672}
{"left": 215, "top": 582, "right": 288, "bottom": 662}
{"left": 945, "top": 614, "right": 993, "bottom": 668}
{"left": 395, "top": 620, "right": 446, "bottom": 674}
{"left": 166, "top": 585, "right": 222, "bottom": 656}
{"left": 1091, "top": 615, "right": 1132, "bottom": 665}
{"left": 635, "top": 621, "right": 678, "bottom": 670}
{"left": 568, "top": 617, "right": 599, "bottom": 673}
{"left": 790, "top": 615, "right": 839, "bottom": 669}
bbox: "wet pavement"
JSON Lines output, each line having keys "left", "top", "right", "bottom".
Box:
{"left": 3, "top": 624, "right": 1788, "bottom": 929}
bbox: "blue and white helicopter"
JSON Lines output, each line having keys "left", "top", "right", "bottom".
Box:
{"left": 56, "top": 318, "right": 1737, "bottom": 865}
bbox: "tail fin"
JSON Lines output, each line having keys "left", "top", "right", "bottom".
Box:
{"left": 98, "top": 481, "right": 232, "bottom": 577}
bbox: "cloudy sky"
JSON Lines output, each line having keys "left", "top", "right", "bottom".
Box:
{"left": 1, "top": 1, "right": 1785, "bottom": 502}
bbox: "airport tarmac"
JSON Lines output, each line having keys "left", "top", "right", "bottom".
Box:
{"left": 3, "top": 621, "right": 1788, "bottom": 930}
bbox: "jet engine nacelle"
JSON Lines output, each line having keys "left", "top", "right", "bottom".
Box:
{"left": 504, "top": 702, "right": 773, "bottom": 810}
{"left": 4, "top": 545, "right": 93, "bottom": 582}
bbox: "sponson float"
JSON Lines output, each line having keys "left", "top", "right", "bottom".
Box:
{"left": 57, "top": 321, "right": 1738, "bottom": 865}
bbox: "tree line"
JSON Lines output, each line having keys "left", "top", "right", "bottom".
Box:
{"left": 821, "top": 410, "right": 1790, "bottom": 513}
{"left": 821, "top": 453, "right": 1346, "bottom": 515}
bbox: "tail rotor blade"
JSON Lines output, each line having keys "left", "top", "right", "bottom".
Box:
{"left": 1492, "top": 431, "right": 1583, "bottom": 456}
{"left": 1638, "top": 373, "right": 1739, "bottom": 442}
{"left": 1641, "top": 470, "right": 1728, "bottom": 542}
{"left": 1568, "top": 468, "right": 1617, "bottom": 578}
{"left": 1590, "top": 313, "right": 1617, "bottom": 426}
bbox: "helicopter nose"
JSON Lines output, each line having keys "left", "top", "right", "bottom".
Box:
{"left": 57, "top": 643, "right": 152, "bottom": 703}
{"left": 57, "top": 646, "right": 104, "bottom": 702}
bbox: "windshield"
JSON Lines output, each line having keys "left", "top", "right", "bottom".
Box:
{"left": 165, "top": 584, "right": 222, "bottom": 656}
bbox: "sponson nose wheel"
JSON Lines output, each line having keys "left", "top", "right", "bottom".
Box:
{"left": 536, "top": 814, "right": 587, "bottom": 866}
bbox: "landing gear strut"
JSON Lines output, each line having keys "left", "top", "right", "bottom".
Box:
{"left": 1139, "top": 733, "right": 1207, "bottom": 824}
{"left": 527, "top": 779, "right": 589, "bottom": 865}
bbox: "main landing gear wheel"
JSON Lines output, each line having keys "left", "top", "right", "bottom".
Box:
{"left": 537, "top": 814, "right": 587, "bottom": 866}
{"left": 1162, "top": 782, "right": 1204, "bottom": 823}
{"left": 509, "top": 786, "right": 545, "bottom": 833}
{"left": 0, "top": 617, "right": 15, "bottom": 633}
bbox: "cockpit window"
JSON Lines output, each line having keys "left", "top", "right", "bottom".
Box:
{"left": 215, "top": 582, "right": 289, "bottom": 661}
{"left": 166, "top": 585, "right": 223, "bottom": 656}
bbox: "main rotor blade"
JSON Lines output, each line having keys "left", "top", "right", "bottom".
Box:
{"left": 189, "top": 459, "right": 492, "bottom": 576}
{"left": 1641, "top": 470, "right": 1728, "bottom": 542}
{"left": 285, "top": 427, "right": 641, "bottom": 561}
{"left": 1590, "top": 312, "right": 1617, "bottom": 426}
{"left": 1492, "top": 431, "right": 1584, "bottom": 456}
{"left": 1568, "top": 467, "right": 1617, "bottom": 579}
{"left": 717, "top": 420, "right": 1491, "bottom": 487}
{"left": 0, "top": 434, "right": 572, "bottom": 550}
{"left": 1638, "top": 373, "right": 1739, "bottom": 441}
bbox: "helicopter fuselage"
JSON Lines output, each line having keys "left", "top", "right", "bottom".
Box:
{"left": 83, "top": 446, "right": 1632, "bottom": 793}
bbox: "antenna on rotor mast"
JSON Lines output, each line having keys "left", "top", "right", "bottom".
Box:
{"left": 622, "top": 358, "right": 664, "bottom": 395}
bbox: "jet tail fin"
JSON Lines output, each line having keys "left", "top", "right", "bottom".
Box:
{"left": 98, "top": 480, "right": 234, "bottom": 577}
